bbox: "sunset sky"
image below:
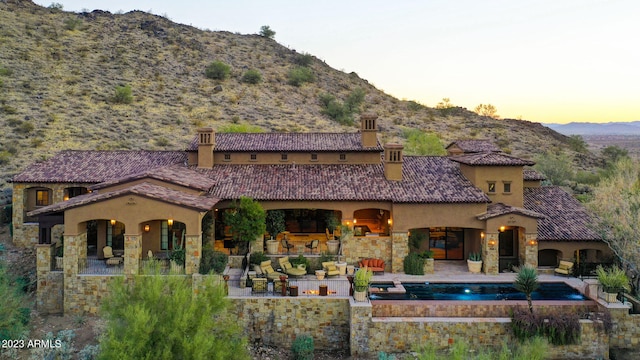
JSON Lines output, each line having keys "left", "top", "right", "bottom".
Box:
{"left": 35, "top": 0, "right": 639, "bottom": 124}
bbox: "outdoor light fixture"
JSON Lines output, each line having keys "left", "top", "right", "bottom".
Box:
{"left": 488, "top": 239, "right": 497, "bottom": 247}
{"left": 387, "top": 219, "right": 392, "bottom": 225}
{"left": 528, "top": 239, "right": 538, "bottom": 246}
{"left": 480, "top": 232, "right": 485, "bottom": 239}
{"left": 499, "top": 226, "right": 506, "bottom": 232}
{"left": 167, "top": 219, "right": 174, "bottom": 226}
{"left": 63, "top": 195, "right": 69, "bottom": 201}
{"left": 144, "top": 224, "right": 150, "bottom": 232}
{"left": 353, "top": 219, "right": 357, "bottom": 224}
{"left": 110, "top": 219, "right": 116, "bottom": 226}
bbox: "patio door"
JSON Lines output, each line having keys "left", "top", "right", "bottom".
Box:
{"left": 428, "top": 227, "right": 464, "bottom": 260}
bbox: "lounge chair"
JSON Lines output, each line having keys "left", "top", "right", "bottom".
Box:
{"left": 322, "top": 261, "right": 340, "bottom": 277}
{"left": 278, "top": 256, "right": 307, "bottom": 277}
{"left": 103, "top": 246, "right": 122, "bottom": 266}
{"left": 554, "top": 260, "right": 574, "bottom": 276}
{"left": 259, "top": 260, "right": 287, "bottom": 280}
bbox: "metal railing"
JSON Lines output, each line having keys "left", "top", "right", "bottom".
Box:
{"left": 78, "top": 258, "right": 124, "bottom": 275}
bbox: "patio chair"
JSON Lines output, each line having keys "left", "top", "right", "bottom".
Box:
{"left": 305, "top": 239, "right": 319, "bottom": 254}
{"left": 259, "top": 260, "right": 287, "bottom": 280}
{"left": 322, "top": 261, "right": 340, "bottom": 277}
{"left": 281, "top": 238, "right": 294, "bottom": 254}
{"left": 278, "top": 256, "right": 307, "bottom": 277}
{"left": 103, "top": 246, "right": 122, "bottom": 266}
{"left": 554, "top": 260, "right": 574, "bottom": 276}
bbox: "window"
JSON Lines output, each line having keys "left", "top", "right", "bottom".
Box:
{"left": 503, "top": 182, "right": 512, "bottom": 193}
{"left": 310, "top": 153, "right": 318, "bottom": 161}
{"left": 223, "top": 153, "right": 231, "bottom": 161}
{"left": 487, "top": 182, "right": 496, "bottom": 194}
{"left": 339, "top": 153, "right": 347, "bottom": 161}
{"left": 161, "top": 221, "right": 169, "bottom": 250}
{"left": 36, "top": 190, "right": 49, "bottom": 206}
{"left": 250, "top": 153, "right": 257, "bottom": 161}
{"left": 281, "top": 153, "right": 288, "bottom": 161}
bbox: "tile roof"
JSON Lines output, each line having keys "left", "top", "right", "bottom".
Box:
{"left": 12, "top": 151, "right": 186, "bottom": 183}
{"left": 28, "top": 182, "right": 219, "bottom": 216}
{"left": 201, "top": 156, "right": 490, "bottom": 203}
{"left": 524, "top": 186, "right": 601, "bottom": 241}
{"left": 523, "top": 168, "right": 546, "bottom": 181}
{"left": 476, "top": 202, "right": 546, "bottom": 221}
{"left": 446, "top": 140, "right": 501, "bottom": 153}
{"left": 449, "top": 152, "right": 535, "bottom": 167}
{"left": 186, "top": 132, "right": 383, "bottom": 152}
{"left": 90, "top": 165, "right": 215, "bottom": 192}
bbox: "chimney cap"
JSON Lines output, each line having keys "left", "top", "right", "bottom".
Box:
{"left": 197, "top": 127, "right": 214, "bottom": 132}
{"left": 384, "top": 143, "right": 404, "bottom": 149}
{"left": 360, "top": 113, "right": 378, "bottom": 121}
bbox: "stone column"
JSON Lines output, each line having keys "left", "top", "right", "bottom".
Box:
{"left": 124, "top": 234, "right": 141, "bottom": 275}
{"left": 185, "top": 234, "right": 201, "bottom": 275}
{"left": 483, "top": 233, "right": 499, "bottom": 275}
{"left": 391, "top": 231, "right": 408, "bottom": 273}
{"left": 524, "top": 233, "right": 538, "bottom": 268}
{"left": 349, "top": 298, "right": 372, "bottom": 357}
{"left": 36, "top": 243, "right": 53, "bottom": 309}
{"left": 63, "top": 234, "right": 79, "bottom": 314}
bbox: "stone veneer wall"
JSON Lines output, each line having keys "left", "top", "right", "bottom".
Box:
{"left": 341, "top": 234, "right": 392, "bottom": 271}
{"left": 36, "top": 244, "right": 64, "bottom": 314}
{"left": 483, "top": 234, "right": 499, "bottom": 275}
{"left": 608, "top": 305, "right": 640, "bottom": 349}
{"left": 230, "top": 297, "right": 350, "bottom": 351}
{"left": 65, "top": 275, "right": 119, "bottom": 315}
{"left": 390, "top": 232, "right": 408, "bottom": 273}
{"left": 371, "top": 300, "right": 598, "bottom": 318}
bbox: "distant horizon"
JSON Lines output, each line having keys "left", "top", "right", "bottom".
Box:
{"left": 33, "top": 0, "right": 640, "bottom": 124}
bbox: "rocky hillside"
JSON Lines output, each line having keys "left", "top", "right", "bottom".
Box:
{"left": 0, "top": 0, "right": 600, "bottom": 194}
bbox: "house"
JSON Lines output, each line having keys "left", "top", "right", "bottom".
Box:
{"left": 11, "top": 114, "right": 611, "bottom": 312}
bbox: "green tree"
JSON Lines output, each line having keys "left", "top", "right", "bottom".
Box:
{"left": 0, "top": 262, "right": 30, "bottom": 340}
{"left": 293, "top": 53, "right": 314, "bottom": 67}
{"left": 287, "top": 66, "right": 315, "bottom": 86}
{"left": 344, "top": 87, "right": 366, "bottom": 113}
{"left": 474, "top": 103, "right": 499, "bottom": 118}
{"left": 534, "top": 151, "right": 575, "bottom": 185}
{"left": 402, "top": 128, "right": 446, "bottom": 156}
{"left": 601, "top": 145, "right": 629, "bottom": 166}
{"left": 265, "top": 210, "right": 286, "bottom": 239}
{"left": 205, "top": 61, "right": 231, "bottom": 80}
{"left": 514, "top": 265, "right": 539, "bottom": 314}
{"left": 224, "top": 196, "right": 266, "bottom": 253}
{"left": 113, "top": 84, "right": 133, "bottom": 104}
{"left": 241, "top": 69, "right": 262, "bottom": 84}
{"left": 588, "top": 158, "right": 640, "bottom": 295}
{"left": 259, "top": 25, "right": 275, "bottom": 39}
{"left": 99, "top": 264, "right": 249, "bottom": 359}
{"left": 567, "top": 135, "right": 588, "bottom": 153}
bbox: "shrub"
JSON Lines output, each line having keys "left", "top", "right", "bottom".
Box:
{"left": 287, "top": 66, "right": 315, "bottom": 86}
{"left": 293, "top": 53, "right": 314, "bottom": 67}
{"left": 218, "top": 123, "right": 264, "bottom": 133}
{"left": 199, "top": 247, "right": 228, "bottom": 274}
{"left": 0, "top": 66, "right": 12, "bottom": 76}
{"left": 169, "top": 248, "right": 185, "bottom": 266}
{"left": 259, "top": 25, "right": 275, "bottom": 39}
{"left": 205, "top": 60, "right": 231, "bottom": 80}
{"left": 64, "top": 17, "right": 83, "bottom": 31}
{"left": 99, "top": 266, "right": 249, "bottom": 359}
{"left": 596, "top": 264, "right": 630, "bottom": 293}
{"left": 514, "top": 265, "right": 539, "bottom": 314}
{"left": 241, "top": 69, "right": 262, "bottom": 84}
{"left": 249, "top": 251, "right": 268, "bottom": 266}
{"left": 291, "top": 334, "right": 314, "bottom": 360}
{"left": 290, "top": 254, "right": 310, "bottom": 273}
{"left": 511, "top": 307, "right": 581, "bottom": 345}
{"left": 113, "top": 84, "right": 133, "bottom": 104}
{"left": 16, "top": 121, "right": 34, "bottom": 134}
{"left": 0, "top": 150, "right": 11, "bottom": 165}
{"left": 0, "top": 262, "right": 30, "bottom": 341}
{"left": 319, "top": 252, "right": 337, "bottom": 264}
{"left": 403, "top": 252, "right": 424, "bottom": 275}
{"left": 402, "top": 129, "right": 447, "bottom": 156}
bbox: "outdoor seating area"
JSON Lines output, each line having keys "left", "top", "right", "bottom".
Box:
{"left": 555, "top": 260, "right": 574, "bottom": 276}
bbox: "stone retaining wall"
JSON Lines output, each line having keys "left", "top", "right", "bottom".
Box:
{"left": 608, "top": 304, "right": 640, "bottom": 349}
{"left": 229, "top": 297, "right": 350, "bottom": 351}
{"left": 65, "top": 275, "right": 119, "bottom": 315}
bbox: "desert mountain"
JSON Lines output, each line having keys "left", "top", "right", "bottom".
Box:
{"left": 546, "top": 122, "right": 640, "bottom": 136}
{"left": 0, "top": 0, "right": 601, "bottom": 193}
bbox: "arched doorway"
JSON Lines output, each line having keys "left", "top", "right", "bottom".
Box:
{"left": 538, "top": 248, "right": 562, "bottom": 267}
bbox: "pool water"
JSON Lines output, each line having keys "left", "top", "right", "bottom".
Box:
{"left": 368, "top": 282, "right": 586, "bottom": 301}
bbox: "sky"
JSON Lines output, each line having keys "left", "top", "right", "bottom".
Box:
{"left": 34, "top": 0, "right": 639, "bottom": 124}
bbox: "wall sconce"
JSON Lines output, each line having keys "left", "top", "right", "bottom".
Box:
{"left": 528, "top": 239, "right": 538, "bottom": 246}
{"left": 488, "top": 239, "right": 496, "bottom": 247}
{"left": 480, "top": 232, "right": 485, "bottom": 239}
{"left": 387, "top": 219, "right": 392, "bottom": 225}
{"left": 63, "top": 195, "right": 69, "bottom": 201}
{"left": 110, "top": 219, "right": 116, "bottom": 226}
{"left": 353, "top": 219, "right": 357, "bottom": 224}
{"left": 499, "top": 226, "right": 506, "bottom": 232}
{"left": 167, "top": 219, "right": 174, "bottom": 227}
{"left": 144, "top": 224, "right": 150, "bottom": 232}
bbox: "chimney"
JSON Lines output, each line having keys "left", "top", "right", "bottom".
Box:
{"left": 384, "top": 143, "right": 403, "bottom": 181}
{"left": 360, "top": 113, "right": 378, "bottom": 147}
{"left": 197, "top": 127, "right": 215, "bottom": 169}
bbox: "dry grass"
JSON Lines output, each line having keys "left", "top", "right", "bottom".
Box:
{"left": 0, "top": 1, "right": 598, "bottom": 191}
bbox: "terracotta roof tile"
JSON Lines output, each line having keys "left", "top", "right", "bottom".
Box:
{"left": 524, "top": 186, "right": 601, "bottom": 241}
{"left": 28, "top": 182, "right": 219, "bottom": 216}
{"left": 201, "top": 156, "right": 489, "bottom": 203}
{"left": 90, "top": 165, "right": 215, "bottom": 192}
{"left": 12, "top": 151, "right": 186, "bottom": 183}
{"left": 449, "top": 152, "right": 535, "bottom": 166}
{"left": 476, "top": 202, "right": 545, "bottom": 221}
{"left": 187, "top": 132, "right": 383, "bottom": 152}
{"left": 523, "top": 168, "right": 546, "bottom": 181}
{"left": 446, "top": 140, "right": 501, "bottom": 153}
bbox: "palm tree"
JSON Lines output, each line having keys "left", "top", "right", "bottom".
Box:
{"left": 514, "top": 265, "right": 539, "bottom": 314}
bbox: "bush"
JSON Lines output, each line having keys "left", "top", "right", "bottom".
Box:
{"left": 199, "top": 247, "right": 228, "bottom": 274}
{"left": 100, "top": 266, "right": 249, "bottom": 359}
{"left": 596, "top": 264, "right": 630, "bottom": 292}
{"left": 287, "top": 66, "right": 315, "bottom": 86}
{"left": 205, "top": 60, "right": 231, "bottom": 80}
{"left": 241, "top": 69, "right": 262, "bottom": 84}
{"left": 291, "top": 334, "right": 314, "bottom": 360}
{"left": 169, "top": 248, "right": 185, "bottom": 266}
{"left": 249, "top": 251, "right": 268, "bottom": 266}
{"left": 113, "top": 84, "right": 133, "bottom": 104}
{"left": 0, "top": 262, "right": 30, "bottom": 341}
{"left": 290, "top": 254, "right": 310, "bottom": 273}
{"left": 64, "top": 17, "right": 83, "bottom": 31}
{"left": 293, "top": 53, "right": 314, "bottom": 67}
{"left": 511, "top": 307, "right": 581, "bottom": 345}
{"left": 403, "top": 252, "right": 424, "bottom": 275}
{"left": 259, "top": 25, "right": 275, "bottom": 39}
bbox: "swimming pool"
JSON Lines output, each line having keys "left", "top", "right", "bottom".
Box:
{"left": 368, "top": 282, "right": 586, "bottom": 301}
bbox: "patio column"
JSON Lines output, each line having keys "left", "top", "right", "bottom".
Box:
{"left": 63, "top": 233, "right": 82, "bottom": 313}
{"left": 391, "top": 231, "right": 409, "bottom": 273}
{"left": 483, "top": 232, "right": 499, "bottom": 275}
{"left": 124, "top": 234, "right": 141, "bottom": 275}
{"left": 523, "top": 233, "right": 538, "bottom": 268}
{"left": 185, "top": 234, "right": 201, "bottom": 275}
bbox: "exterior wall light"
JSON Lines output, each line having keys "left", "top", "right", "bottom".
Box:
{"left": 499, "top": 226, "right": 506, "bottom": 232}
{"left": 480, "top": 232, "right": 485, "bottom": 239}
{"left": 110, "top": 219, "right": 116, "bottom": 226}
{"left": 528, "top": 239, "right": 538, "bottom": 246}
{"left": 387, "top": 219, "right": 392, "bottom": 225}
{"left": 144, "top": 224, "right": 150, "bottom": 232}
{"left": 167, "top": 219, "right": 174, "bottom": 227}
{"left": 488, "top": 239, "right": 496, "bottom": 247}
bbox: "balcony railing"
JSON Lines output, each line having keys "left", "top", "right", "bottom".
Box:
{"left": 226, "top": 277, "right": 352, "bottom": 297}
